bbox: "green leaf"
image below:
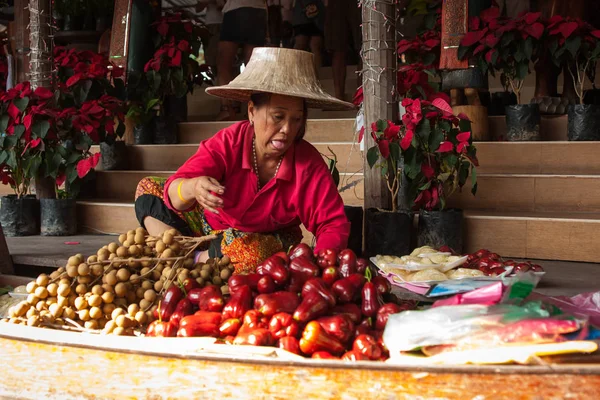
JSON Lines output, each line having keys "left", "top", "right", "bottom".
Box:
{"left": 367, "top": 146, "right": 380, "bottom": 169}
{"left": 0, "top": 150, "right": 7, "bottom": 164}
{"left": 429, "top": 126, "right": 444, "bottom": 151}
{"left": 471, "top": 167, "right": 478, "bottom": 195}
{"left": 25, "top": 154, "right": 42, "bottom": 178}
{"left": 445, "top": 154, "right": 458, "bottom": 169}
{"left": 13, "top": 125, "right": 25, "bottom": 139}
{"left": 517, "top": 62, "right": 529, "bottom": 80}
{"left": 376, "top": 119, "right": 387, "bottom": 132}
{"left": 13, "top": 97, "right": 29, "bottom": 112}
{"left": 32, "top": 120, "right": 50, "bottom": 139}
{"left": 457, "top": 45, "right": 469, "bottom": 61}
{"left": 458, "top": 118, "right": 472, "bottom": 134}
{"left": 514, "top": 49, "right": 524, "bottom": 63}
{"left": 45, "top": 151, "right": 63, "bottom": 179}
{"left": 501, "top": 32, "right": 515, "bottom": 47}
{"left": 4, "top": 134, "right": 17, "bottom": 148}
{"left": 414, "top": 85, "right": 427, "bottom": 100}
{"left": 416, "top": 118, "right": 431, "bottom": 143}
{"left": 422, "top": 52, "right": 437, "bottom": 66}
{"left": 438, "top": 172, "right": 452, "bottom": 183}
{"left": 389, "top": 142, "right": 401, "bottom": 164}
{"left": 439, "top": 197, "right": 446, "bottom": 211}
{"left": 145, "top": 98, "right": 160, "bottom": 112}
{"left": 66, "top": 164, "right": 78, "bottom": 184}
{"left": 405, "top": 151, "right": 421, "bottom": 180}
{"left": 0, "top": 115, "right": 9, "bottom": 133}
{"left": 419, "top": 181, "right": 431, "bottom": 191}
{"left": 566, "top": 36, "right": 582, "bottom": 58}
{"left": 524, "top": 37, "right": 533, "bottom": 60}
{"left": 6, "top": 149, "right": 16, "bottom": 169}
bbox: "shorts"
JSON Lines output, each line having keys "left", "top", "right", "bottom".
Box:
{"left": 220, "top": 7, "right": 267, "bottom": 46}
{"left": 294, "top": 23, "right": 324, "bottom": 38}
{"left": 325, "top": 0, "right": 362, "bottom": 52}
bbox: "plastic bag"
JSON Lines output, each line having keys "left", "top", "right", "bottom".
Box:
{"left": 529, "top": 291, "right": 600, "bottom": 328}
{"left": 383, "top": 302, "right": 551, "bottom": 353}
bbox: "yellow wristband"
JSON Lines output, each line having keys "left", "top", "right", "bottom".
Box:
{"left": 177, "top": 180, "right": 187, "bottom": 203}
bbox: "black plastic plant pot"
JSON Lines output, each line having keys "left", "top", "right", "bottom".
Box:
{"left": 165, "top": 95, "right": 188, "bottom": 123}
{"left": 567, "top": 104, "right": 600, "bottom": 141}
{"left": 100, "top": 141, "right": 129, "bottom": 171}
{"left": 344, "top": 206, "right": 363, "bottom": 256}
{"left": 441, "top": 68, "right": 488, "bottom": 91}
{"left": 417, "top": 209, "right": 464, "bottom": 254}
{"left": 153, "top": 114, "right": 179, "bottom": 144}
{"left": 133, "top": 121, "right": 154, "bottom": 145}
{"left": 40, "top": 199, "right": 77, "bottom": 236}
{"left": 488, "top": 92, "right": 517, "bottom": 116}
{"left": 505, "top": 104, "right": 541, "bottom": 141}
{"left": 364, "top": 208, "right": 412, "bottom": 258}
{"left": 0, "top": 195, "right": 40, "bottom": 237}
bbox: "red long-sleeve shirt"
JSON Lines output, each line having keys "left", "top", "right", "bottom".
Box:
{"left": 164, "top": 121, "right": 350, "bottom": 251}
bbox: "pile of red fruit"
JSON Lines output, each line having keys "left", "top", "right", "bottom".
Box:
{"left": 465, "top": 249, "right": 545, "bottom": 277}
{"left": 146, "top": 245, "right": 415, "bottom": 361}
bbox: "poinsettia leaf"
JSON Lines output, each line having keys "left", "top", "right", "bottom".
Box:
{"left": 389, "top": 142, "right": 401, "bottom": 164}
{"left": 32, "top": 120, "right": 50, "bottom": 139}
{"left": 514, "top": 49, "right": 525, "bottom": 63}
{"left": 414, "top": 85, "right": 427, "bottom": 100}
{"left": 4, "top": 134, "right": 17, "bottom": 148}
{"left": 566, "top": 36, "right": 582, "bottom": 58}
{"left": 405, "top": 151, "right": 421, "bottom": 180}
{"left": 438, "top": 172, "right": 452, "bottom": 183}
{"left": 429, "top": 125, "right": 445, "bottom": 152}
{"left": 67, "top": 164, "right": 79, "bottom": 184}
{"left": 439, "top": 197, "right": 446, "bottom": 211}
{"left": 0, "top": 115, "right": 9, "bottom": 133}
{"left": 457, "top": 45, "right": 470, "bottom": 61}
{"left": 501, "top": 32, "right": 515, "bottom": 47}
{"left": 367, "top": 146, "right": 380, "bottom": 169}
{"left": 471, "top": 167, "right": 478, "bottom": 195}
{"left": 13, "top": 97, "right": 29, "bottom": 112}
{"left": 6, "top": 149, "right": 16, "bottom": 169}
{"left": 381, "top": 162, "right": 388, "bottom": 178}
{"left": 422, "top": 52, "right": 437, "bottom": 66}
{"left": 419, "top": 181, "right": 431, "bottom": 191}
{"left": 445, "top": 154, "right": 458, "bottom": 169}
{"left": 416, "top": 118, "right": 431, "bottom": 143}
{"left": 0, "top": 150, "right": 7, "bottom": 165}
{"left": 517, "top": 62, "right": 530, "bottom": 80}
{"left": 524, "top": 38, "right": 533, "bottom": 60}
{"left": 13, "top": 125, "right": 25, "bottom": 139}
{"left": 376, "top": 119, "right": 387, "bottom": 132}
{"left": 25, "top": 154, "right": 42, "bottom": 178}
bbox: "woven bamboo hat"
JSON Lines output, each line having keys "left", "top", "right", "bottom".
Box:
{"left": 205, "top": 47, "right": 356, "bottom": 111}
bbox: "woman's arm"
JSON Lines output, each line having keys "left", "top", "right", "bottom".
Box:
{"left": 297, "top": 161, "right": 350, "bottom": 252}
{"left": 167, "top": 177, "right": 226, "bottom": 213}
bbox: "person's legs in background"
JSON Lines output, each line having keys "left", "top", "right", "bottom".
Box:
{"left": 215, "top": 40, "right": 240, "bottom": 121}
{"left": 309, "top": 34, "right": 323, "bottom": 77}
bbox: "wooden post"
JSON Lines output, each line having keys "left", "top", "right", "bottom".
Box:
{"left": 13, "top": 0, "right": 30, "bottom": 84}
{"left": 0, "top": 224, "right": 15, "bottom": 275}
{"left": 361, "top": 1, "right": 398, "bottom": 211}
{"left": 28, "top": 0, "right": 53, "bottom": 90}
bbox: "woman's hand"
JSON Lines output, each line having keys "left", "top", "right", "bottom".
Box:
{"left": 192, "top": 176, "right": 226, "bottom": 214}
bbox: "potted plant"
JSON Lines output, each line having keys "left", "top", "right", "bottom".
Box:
{"left": 142, "top": 13, "right": 206, "bottom": 144}
{"left": 365, "top": 119, "right": 414, "bottom": 257}
{"left": 399, "top": 97, "right": 478, "bottom": 253}
{"left": 548, "top": 16, "right": 600, "bottom": 141}
{"left": 0, "top": 82, "right": 54, "bottom": 236}
{"left": 54, "top": 46, "right": 127, "bottom": 170}
{"left": 459, "top": 8, "right": 545, "bottom": 141}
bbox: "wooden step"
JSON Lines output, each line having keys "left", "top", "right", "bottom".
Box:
{"left": 178, "top": 118, "right": 357, "bottom": 144}
{"left": 488, "top": 115, "right": 568, "bottom": 141}
{"left": 448, "top": 174, "right": 600, "bottom": 212}
{"left": 94, "top": 170, "right": 364, "bottom": 206}
{"left": 475, "top": 141, "right": 600, "bottom": 175}
{"left": 463, "top": 210, "right": 600, "bottom": 263}
{"left": 76, "top": 201, "right": 600, "bottom": 263}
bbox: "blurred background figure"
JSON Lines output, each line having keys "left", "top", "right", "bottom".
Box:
{"left": 215, "top": 0, "right": 267, "bottom": 120}
{"left": 292, "top": 0, "right": 326, "bottom": 75}
{"left": 196, "top": 0, "right": 225, "bottom": 74}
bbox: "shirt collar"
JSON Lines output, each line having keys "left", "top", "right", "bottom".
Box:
{"left": 242, "top": 120, "right": 294, "bottom": 182}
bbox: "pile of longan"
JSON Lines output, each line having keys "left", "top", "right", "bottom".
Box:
{"left": 1, "top": 228, "right": 234, "bottom": 335}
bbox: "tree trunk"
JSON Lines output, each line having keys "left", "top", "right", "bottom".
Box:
{"left": 28, "top": 0, "right": 53, "bottom": 90}
{"left": 362, "top": 2, "right": 397, "bottom": 210}
{"left": 13, "top": 0, "right": 30, "bottom": 84}
{"left": 35, "top": 176, "right": 56, "bottom": 199}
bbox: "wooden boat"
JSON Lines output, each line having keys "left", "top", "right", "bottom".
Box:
{"left": 2, "top": 275, "right": 600, "bottom": 399}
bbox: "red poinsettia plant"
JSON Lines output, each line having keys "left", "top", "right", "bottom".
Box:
{"left": 547, "top": 16, "right": 600, "bottom": 104}
{"left": 458, "top": 8, "right": 545, "bottom": 104}
{"left": 0, "top": 82, "right": 56, "bottom": 197}
{"left": 368, "top": 98, "right": 479, "bottom": 212}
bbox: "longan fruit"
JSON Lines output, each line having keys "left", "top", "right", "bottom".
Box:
{"left": 220, "top": 269, "right": 231, "bottom": 281}
{"left": 154, "top": 280, "right": 164, "bottom": 292}
{"left": 134, "top": 233, "right": 145, "bottom": 245}
{"left": 88, "top": 294, "right": 102, "bottom": 308}
{"left": 26, "top": 281, "right": 38, "bottom": 294}
{"left": 101, "top": 284, "right": 115, "bottom": 294}
{"left": 49, "top": 270, "right": 61, "bottom": 280}
{"left": 118, "top": 233, "right": 127, "bottom": 244}
{"left": 134, "top": 310, "right": 147, "bottom": 325}
{"left": 113, "top": 327, "right": 125, "bottom": 336}
{"left": 103, "top": 303, "right": 116, "bottom": 316}
{"left": 89, "top": 307, "right": 103, "bottom": 320}
{"left": 183, "top": 258, "right": 194, "bottom": 268}
{"left": 127, "top": 258, "right": 141, "bottom": 269}
{"left": 46, "top": 283, "right": 58, "bottom": 297}
{"left": 144, "top": 289, "right": 157, "bottom": 302}
{"left": 26, "top": 294, "right": 39, "bottom": 306}
{"left": 116, "top": 246, "right": 129, "bottom": 258}
{"left": 190, "top": 270, "right": 199, "bottom": 279}
{"left": 155, "top": 240, "right": 166, "bottom": 254}
{"left": 26, "top": 307, "right": 39, "bottom": 318}
{"left": 169, "top": 242, "right": 180, "bottom": 254}
{"left": 78, "top": 309, "right": 91, "bottom": 321}
{"left": 85, "top": 320, "right": 99, "bottom": 330}
{"left": 135, "top": 287, "right": 145, "bottom": 300}
{"left": 66, "top": 264, "right": 78, "bottom": 278}
{"left": 27, "top": 315, "right": 40, "bottom": 327}
{"left": 178, "top": 270, "right": 189, "bottom": 282}
{"left": 63, "top": 307, "right": 76, "bottom": 320}
{"left": 128, "top": 304, "right": 140, "bottom": 316}
{"left": 221, "top": 286, "right": 229, "bottom": 296}
{"left": 115, "top": 314, "right": 129, "bottom": 328}
{"left": 56, "top": 295, "right": 69, "bottom": 309}
{"left": 75, "top": 284, "right": 88, "bottom": 295}
{"left": 139, "top": 299, "right": 152, "bottom": 311}
{"left": 196, "top": 277, "right": 205, "bottom": 286}
{"left": 141, "top": 280, "right": 153, "bottom": 291}
{"left": 107, "top": 242, "right": 119, "bottom": 254}
{"left": 67, "top": 255, "right": 81, "bottom": 267}
{"left": 126, "top": 291, "right": 137, "bottom": 305}
{"left": 122, "top": 239, "right": 133, "bottom": 248}
{"left": 200, "top": 270, "right": 210, "bottom": 280}
{"left": 36, "top": 301, "right": 47, "bottom": 312}
{"left": 101, "top": 291, "right": 115, "bottom": 304}
{"left": 77, "top": 263, "right": 90, "bottom": 276}
{"left": 129, "top": 274, "right": 140, "bottom": 284}
{"left": 114, "top": 282, "right": 127, "bottom": 298}
{"left": 113, "top": 298, "right": 127, "bottom": 308}
{"left": 36, "top": 274, "right": 49, "bottom": 287}
{"left": 97, "top": 248, "right": 110, "bottom": 261}
{"left": 116, "top": 268, "right": 130, "bottom": 282}
{"left": 212, "top": 277, "right": 223, "bottom": 286}
{"left": 162, "top": 232, "right": 174, "bottom": 245}
{"left": 163, "top": 281, "right": 173, "bottom": 290}
{"left": 49, "top": 303, "right": 63, "bottom": 318}
{"left": 87, "top": 255, "right": 98, "bottom": 264}
{"left": 111, "top": 307, "right": 125, "bottom": 320}
{"left": 161, "top": 248, "right": 173, "bottom": 259}
{"left": 91, "top": 285, "right": 104, "bottom": 296}
{"left": 108, "top": 253, "right": 117, "bottom": 261}
{"left": 151, "top": 270, "right": 162, "bottom": 281}
{"left": 105, "top": 271, "right": 118, "bottom": 286}
{"left": 103, "top": 320, "right": 117, "bottom": 334}
{"left": 77, "top": 276, "right": 92, "bottom": 285}
{"left": 89, "top": 264, "right": 102, "bottom": 277}
{"left": 34, "top": 286, "right": 49, "bottom": 299}
{"left": 74, "top": 297, "right": 88, "bottom": 311}
{"left": 143, "top": 247, "right": 153, "bottom": 257}
{"left": 59, "top": 278, "right": 71, "bottom": 286}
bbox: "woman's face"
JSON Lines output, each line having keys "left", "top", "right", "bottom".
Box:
{"left": 249, "top": 94, "right": 305, "bottom": 159}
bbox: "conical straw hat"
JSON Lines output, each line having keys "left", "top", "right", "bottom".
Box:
{"left": 205, "top": 47, "right": 356, "bottom": 111}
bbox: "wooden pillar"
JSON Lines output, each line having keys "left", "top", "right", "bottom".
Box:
{"left": 361, "top": 1, "right": 398, "bottom": 210}
{"left": 28, "top": 0, "right": 53, "bottom": 89}
{"left": 0, "top": 225, "right": 15, "bottom": 275}
{"left": 13, "top": 0, "right": 30, "bottom": 84}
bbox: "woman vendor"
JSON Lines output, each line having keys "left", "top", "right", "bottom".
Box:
{"left": 135, "top": 47, "right": 355, "bottom": 274}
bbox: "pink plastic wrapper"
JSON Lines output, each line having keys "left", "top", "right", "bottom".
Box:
{"left": 432, "top": 282, "right": 504, "bottom": 308}
{"left": 529, "top": 291, "right": 600, "bottom": 328}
